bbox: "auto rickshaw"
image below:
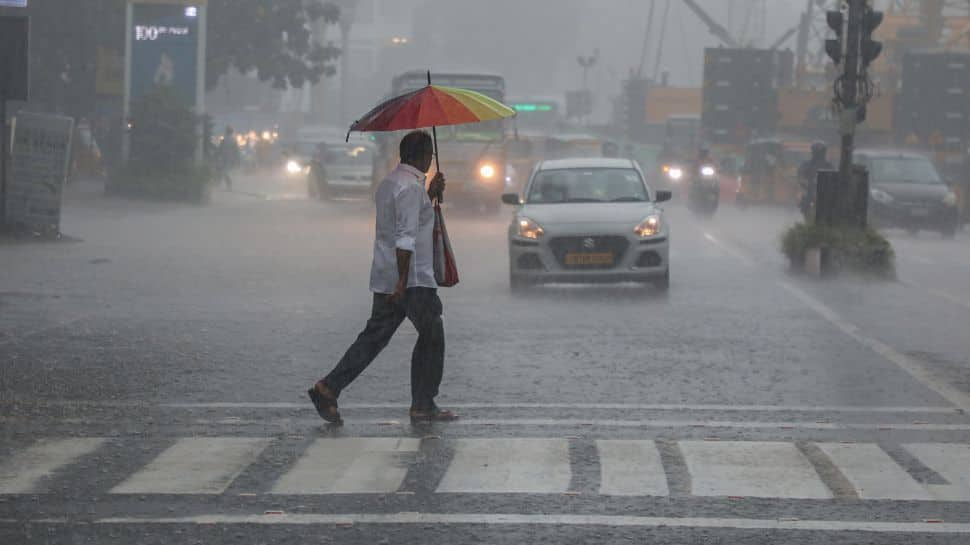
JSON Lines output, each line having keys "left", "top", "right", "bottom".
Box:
{"left": 736, "top": 138, "right": 814, "bottom": 206}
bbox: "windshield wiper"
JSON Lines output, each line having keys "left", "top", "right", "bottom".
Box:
{"left": 565, "top": 198, "right": 604, "bottom": 203}
{"left": 610, "top": 197, "right": 646, "bottom": 202}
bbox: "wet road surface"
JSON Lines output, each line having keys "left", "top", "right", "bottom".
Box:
{"left": 2, "top": 173, "right": 969, "bottom": 544}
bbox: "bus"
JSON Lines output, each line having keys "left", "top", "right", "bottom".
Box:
{"left": 373, "top": 70, "right": 509, "bottom": 210}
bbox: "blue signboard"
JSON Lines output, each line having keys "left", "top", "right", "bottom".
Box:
{"left": 130, "top": 3, "right": 200, "bottom": 107}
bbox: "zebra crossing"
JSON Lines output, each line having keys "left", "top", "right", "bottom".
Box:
{"left": 1, "top": 436, "right": 969, "bottom": 501}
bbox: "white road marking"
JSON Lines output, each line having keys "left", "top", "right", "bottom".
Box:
{"left": 436, "top": 438, "right": 571, "bottom": 494}
{"left": 596, "top": 440, "right": 668, "bottom": 496}
{"left": 703, "top": 232, "right": 755, "bottom": 267}
{"left": 779, "top": 281, "right": 970, "bottom": 411}
{"left": 908, "top": 255, "right": 936, "bottom": 265}
{"left": 0, "top": 438, "right": 105, "bottom": 494}
{"left": 93, "top": 513, "right": 970, "bottom": 533}
{"left": 816, "top": 443, "right": 932, "bottom": 500}
{"left": 925, "top": 287, "right": 970, "bottom": 311}
{"left": 272, "top": 438, "right": 418, "bottom": 494}
{"left": 110, "top": 437, "right": 271, "bottom": 495}
{"left": 680, "top": 441, "right": 832, "bottom": 499}
{"left": 158, "top": 401, "right": 961, "bottom": 414}
{"left": 434, "top": 419, "right": 970, "bottom": 431}
{"left": 904, "top": 443, "right": 970, "bottom": 501}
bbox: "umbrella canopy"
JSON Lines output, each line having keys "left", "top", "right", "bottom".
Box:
{"left": 349, "top": 85, "right": 515, "bottom": 135}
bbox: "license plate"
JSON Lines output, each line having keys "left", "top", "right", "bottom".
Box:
{"left": 910, "top": 207, "right": 929, "bottom": 217}
{"left": 564, "top": 252, "right": 614, "bottom": 266}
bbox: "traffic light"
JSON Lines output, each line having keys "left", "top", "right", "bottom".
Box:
{"left": 861, "top": 7, "right": 883, "bottom": 70}
{"left": 825, "top": 10, "right": 844, "bottom": 65}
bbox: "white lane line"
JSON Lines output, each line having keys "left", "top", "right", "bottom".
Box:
{"left": 272, "top": 438, "right": 418, "bottom": 495}
{"left": 437, "top": 419, "right": 970, "bottom": 431}
{"left": 703, "top": 232, "right": 755, "bottom": 267}
{"left": 908, "top": 255, "right": 937, "bottom": 266}
{"left": 0, "top": 438, "right": 105, "bottom": 494}
{"left": 158, "top": 402, "right": 962, "bottom": 414}
{"left": 94, "top": 513, "right": 970, "bottom": 533}
{"left": 925, "top": 287, "right": 970, "bottom": 311}
{"left": 188, "top": 417, "right": 970, "bottom": 431}
{"left": 436, "top": 438, "right": 571, "bottom": 494}
{"left": 904, "top": 443, "right": 970, "bottom": 501}
{"left": 110, "top": 438, "right": 270, "bottom": 495}
{"left": 596, "top": 440, "right": 668, "bottom": 496}
{"left": 816, "top": 443, "right": 932, "bottom": 500}
{"left": 779, "top": 281, "right": 970, "bottom": 412}
{"left": 680, "top": 441, "right": 832, "bottom": 499}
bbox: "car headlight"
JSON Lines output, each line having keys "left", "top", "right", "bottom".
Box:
{"left": 700, "top": 165, "right": 716, "bottom": 177}
{"left": 479, "top": 163, "right": 497, "bottom": 180}
{"left": 634, "top": 214, "right": 663, "bottom": 237}
{"left": 516, "top": 217, "right": 545, "bottom": 239}
{"left": 870, "top": 188, "right": 893, "bottom": 204}
{"left": 668, "top": 167, "right": 683, "bottom": 181}
{"left": 943, "top": 191, "right": 958, "bottom": 207}
{"left": 286, "top": 160, "right": 302, "bottom": 174}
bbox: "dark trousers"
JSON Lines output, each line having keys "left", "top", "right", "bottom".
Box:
{"left": 322, "top": 288, "right": 444, "bottom": 410}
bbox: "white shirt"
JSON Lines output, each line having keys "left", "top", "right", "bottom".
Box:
{"left": 370, "top": 163, "right": 437, "bottom": 293}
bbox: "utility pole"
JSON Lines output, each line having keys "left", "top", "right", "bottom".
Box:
{"left": 334, "top": 0, "right": 358, "bottom": 125}
{"left": 576, "top": 50, "right": 598, "bottom": 126}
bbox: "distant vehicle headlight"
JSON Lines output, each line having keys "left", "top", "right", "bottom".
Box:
{"left": 479, "top": 163, "right": 497, "bottom": 180}
{"left": 870, "top": 188, "right": 893, "bottom": 204}
{"left": 517, "top": 217, "right": 545, "bottom": 239}
{"left": 943, "top": 191, "right": 958, "bottom": 207}
{"left": 667, "top": 167, "right": 683, "bottom": 181}
{"left": 634, "top": 214, "right": 663, "bottom": 237}
{"left": 700, "top": 165, "right": 716, "bottom": 177}
{"left": 286, "top": 160, "right": 303, "bottom": 174}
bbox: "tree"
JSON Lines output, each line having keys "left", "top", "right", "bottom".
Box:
{"left": 0, "top": 0, "right": 342, "bottom": 117}
{"left": 206, "top": 0, "right": 342, "bottom": 90}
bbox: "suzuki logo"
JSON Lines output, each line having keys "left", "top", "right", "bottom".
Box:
{"left": 582, "top": 238, "right": 596, "bottom": 249}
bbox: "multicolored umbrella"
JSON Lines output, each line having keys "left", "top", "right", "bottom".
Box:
{"left": 346, "top": 71, "right": 516, "bottom": 173}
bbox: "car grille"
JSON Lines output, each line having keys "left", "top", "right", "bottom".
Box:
{"left": 549, "top": 236, "right": 629, "bottom": 270}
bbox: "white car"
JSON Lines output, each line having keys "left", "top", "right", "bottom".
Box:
{"left": 502, "top": 158, "right": 672, "bottom": 292}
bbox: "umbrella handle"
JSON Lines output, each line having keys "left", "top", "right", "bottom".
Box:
{"left": 428, "top": 70, "right": 443, "bottom": 203}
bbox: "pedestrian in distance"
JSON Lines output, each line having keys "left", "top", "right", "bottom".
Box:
{"left": 798, "top": 141, "right": 834, "bottom": 220}
{"left": 217, "top": 126, "right": 240, "bottom": 190}
{"left": 308, "top": 130, "right": 456, "bottom": 425}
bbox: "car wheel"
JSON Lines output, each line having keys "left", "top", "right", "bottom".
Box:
{"left": 654, "top": 267, "right": 670, "bottom": 292}
{"left": 509, "top": 272, "right": 530, "bottom": 294}
{"left": 941, "top": 222, "right": 958, "bottom": 239}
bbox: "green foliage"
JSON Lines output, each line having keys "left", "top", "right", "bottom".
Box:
{"left": 3, "top": 0, "right": 342, "bottom": 117}
{"left": 107, "top": 87, "right": 213, "bottom": 203}
{"left": 206, "top": 0, "right": 342, "bottom": 90}
{"left": 781, "top": 223, "right": 896, "bottom": 279}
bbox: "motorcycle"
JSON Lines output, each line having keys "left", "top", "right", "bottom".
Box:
{"left": 687, "top": 163, "right": 720, "bottom": 217}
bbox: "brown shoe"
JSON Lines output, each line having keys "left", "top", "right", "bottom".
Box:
{"left": 409, "top": 407, "right": 459, "bottom": 422}
{"left": 307, "top": 383, "right": 342, "bottom": 424}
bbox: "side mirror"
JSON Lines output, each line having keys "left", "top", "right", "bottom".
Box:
{"left": 501, "top": 193, "right": 521, "bottom": 205}
{"left": 655, "top": 190, "right": 673, "bottom": 203}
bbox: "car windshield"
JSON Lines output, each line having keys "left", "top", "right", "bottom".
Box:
{"left": 526, "top": 168, "right": 649, "bottom": 203}
{"left": 870, "top": 157, "right": 943, "bottom": 184}
{"left": 326, "top": 145, "right": 372, "bottom": 166}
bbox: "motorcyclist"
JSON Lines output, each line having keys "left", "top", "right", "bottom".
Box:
{"left": 797, "top": 141, "right": 834, "bottom": 218}
{"left": 687, "top": 144, "right": 719, "bottom": 215}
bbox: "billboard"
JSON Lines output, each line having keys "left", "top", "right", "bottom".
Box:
{"left": 129, "top": 2, "right": 201, "bottom": 107}
{"left": 5, "top": 112, "right": 74, "bottom": 232}
{"left": 123, "top": 1, "right": 206, "bottom": 162}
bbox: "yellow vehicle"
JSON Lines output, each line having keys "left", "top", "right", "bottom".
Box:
{"left": 736, "top": 138, "right": 815, "bottom": 206}
{"left": 373, "top": 71, "right": 508, "bottom": 210}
